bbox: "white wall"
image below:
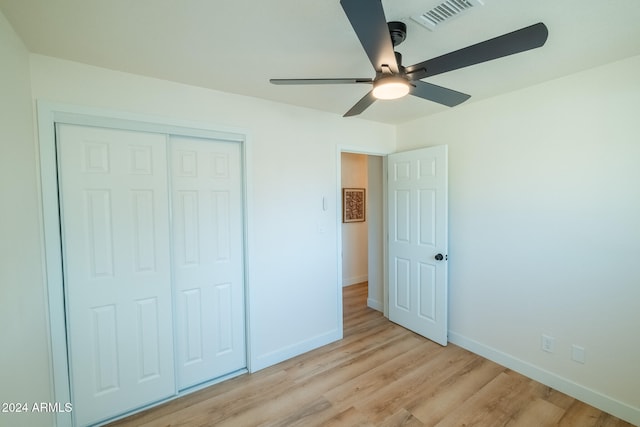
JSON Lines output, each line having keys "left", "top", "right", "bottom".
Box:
{"left": 397, "top": 55, "right": 640, "bottom": 425}
{"left": 0, "top": 13, "right": 53, "bottom": 427}
{"left": 0, "top": 41, "right": 394, "bottom": 423}
{"left": 6, "top": 7, "right": 638, "bottom": 423}
{"left": 341, "top": 152, "right": 368, "bottom": 286}
{"left": 28, "top": 55, "right": 396, "bottom": 372}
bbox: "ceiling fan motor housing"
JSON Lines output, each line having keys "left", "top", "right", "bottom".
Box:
{"left": 388, "top": 21, "right": 407, "bottom": 47}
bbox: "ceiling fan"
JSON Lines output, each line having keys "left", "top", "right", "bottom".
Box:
{"left": 270, "top": 0, "right": 548, "bottom": 117}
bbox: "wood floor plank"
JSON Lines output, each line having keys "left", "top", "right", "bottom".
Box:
{"left": 558, "top": 400, "right": 633, "bottom": 427}
{"left": 135, "top": 369, "right": 289, "bottom": 427}
{"left": 285, "top": 321, "right": 412, "bottom": 383}
{"left": 507, "top": 397, "right": 565, "bottom": 427}
{"left": 107, "top": 282, "right": 635, "bottom": 427}
{"left": 261, "top": 396, "right": 334, "bottom": 427}
{"left": 408, "top": 356, "right": 507, "bottom": 424}
{"left": 320, "top": 406, "right": 374, "bottom": 427}
{"left": 323, "top": 338, "right": 441, "bottom": 411}
{"left": 379, "top": 408, "right": 425, "bottom": 427}
{"left": 198, "top": 336, "right": 423, "bottom": 426}
{"left": 433, "top": 371, "right": 535, "bottom": 427}
{"left": 348, "top": 344, "right": 472, "bottom": 423}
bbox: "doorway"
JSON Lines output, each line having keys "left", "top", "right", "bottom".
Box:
{"left": 338, "top": 145, "right": 450, "bottom": 346}
{"left": 339, "top": 151, "right": 385, "bottom": 316}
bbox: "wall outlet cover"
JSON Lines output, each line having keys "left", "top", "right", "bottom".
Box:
{"left": 572, "top": 345, "right": 586, "bottom": 364}
{"left": 541, "top": 334, "right": 556, "bottom": 353}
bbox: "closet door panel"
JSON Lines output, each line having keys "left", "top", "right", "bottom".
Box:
{"left": 171, "top": 136, "right": 246, "bottom": 390}
{"left": 57, "top": 124, "right": 175, "bottom": 426}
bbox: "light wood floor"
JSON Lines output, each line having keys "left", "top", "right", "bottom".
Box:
{"left": 108, "top": 282, "right": 633, "bottom": 427}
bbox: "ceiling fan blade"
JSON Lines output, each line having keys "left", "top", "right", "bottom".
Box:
{"left": 344, "top": 90, "right": 377, "bottom": 117}
{"left": 340, "top": 0, "right": 399, "bottom": 73}
{"left": 405, "top": 23, "right": 548, "bottom": 81}
{"left": 410, "top": 81, "right": 470, "bottom": 107}
{"left": 270, "top": 78, "right": 373, "bottom": 85}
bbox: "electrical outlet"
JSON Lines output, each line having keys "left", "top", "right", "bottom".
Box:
{"left": 541, "top": 334, "right": 555, "bottom": 353}
{"left": 572, "top": 345, "right": 586, "bottom": 364}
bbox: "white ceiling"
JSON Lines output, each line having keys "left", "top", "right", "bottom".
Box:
{"left": 2, "top": 0, "right": 640, "bottom": 124}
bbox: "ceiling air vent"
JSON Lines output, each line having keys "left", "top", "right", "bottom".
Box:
{"left": 411, "top": 0, "right": 484, "bottom": 31}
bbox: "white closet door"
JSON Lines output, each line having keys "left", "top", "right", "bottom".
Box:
{"left": 57, "top": 124, "right": 175, "bottom": 426}
{"left": 171, "top": 136, "right": 246, "bottom": 390}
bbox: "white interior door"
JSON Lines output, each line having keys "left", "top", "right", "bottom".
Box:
{"left": 171, "top": 135, "right": 246, "bottom": 390}
{"left": 57, "top": 124, "right": 175, "bottom": 426}
{"left": 388, "top": 145, "right": 448, "bottom": 346}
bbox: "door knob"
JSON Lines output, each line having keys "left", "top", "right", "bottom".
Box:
{"left": 435, "top": 253, "right": 444, "bottom": 261}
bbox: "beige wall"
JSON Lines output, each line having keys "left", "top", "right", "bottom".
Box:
{"left": 341, "top": 152, "right": 368, "bottom": 286}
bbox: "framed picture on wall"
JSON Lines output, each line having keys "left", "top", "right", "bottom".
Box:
{"left": 342, "top": 188, "right": 366, "bottom": 223}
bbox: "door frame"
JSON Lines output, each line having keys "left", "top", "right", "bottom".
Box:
{"left": 336, "top": 145, "right": 393, "bottom": 318}
{"left": 37, "top": 101, "right": 252, "bottom": 426}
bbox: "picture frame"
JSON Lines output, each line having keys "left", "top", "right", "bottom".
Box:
{"left": 342, "top": 188, "right": 366, "bottom": 223}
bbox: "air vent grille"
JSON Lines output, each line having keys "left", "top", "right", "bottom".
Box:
{"left": 412, "top": 0, "right": 484, "bottom": 31}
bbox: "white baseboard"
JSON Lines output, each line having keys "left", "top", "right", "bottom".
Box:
{"left": 250, "top": 328, "right": 342, "bottom": 372}
{"left": 342, "top": 275, "right": 368, "bottom": 287}
{"left": 367, "top": 297, "right": 383, "bottom": 312}
{"left": 448, "top": 331, "right": 640, "bottom": 426}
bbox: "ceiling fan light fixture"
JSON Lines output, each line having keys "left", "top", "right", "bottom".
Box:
{"left": 372, "top": 76, "right": 410, "bottom": 100}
